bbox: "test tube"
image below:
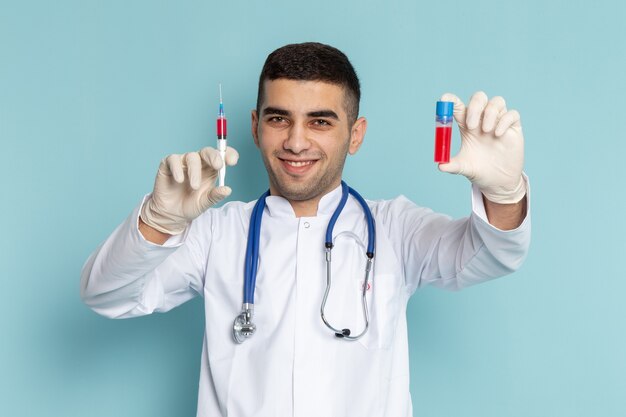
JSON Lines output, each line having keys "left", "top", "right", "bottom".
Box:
{"left": 434, "top": 101, "right": 454, "bottom": 163}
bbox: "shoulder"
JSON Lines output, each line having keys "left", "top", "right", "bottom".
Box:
{"left": 213, "top": 199, "right": 254, "bottom": 216}
{"left": 189, "top": 199, "right": 254, "bottom": 236}
{"left": 365, "top": 195, "right": 452, "bottom": 235}
{"left": 366, "top": 195, "right": 435, "bottom": 219}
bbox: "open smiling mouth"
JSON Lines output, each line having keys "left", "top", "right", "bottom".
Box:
{"left": 284, "top": 160, "right": 315, "bottom": 167}
{"left": 279, "top": 158, "right": 318, "bottom": 174}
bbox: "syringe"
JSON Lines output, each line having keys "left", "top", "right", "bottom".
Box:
{"left": 216, "top": 84, "right": 227, "bottom": 186}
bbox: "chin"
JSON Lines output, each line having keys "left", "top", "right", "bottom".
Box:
{"left": 273, "top": 178, "right": 320, "bottom": 201}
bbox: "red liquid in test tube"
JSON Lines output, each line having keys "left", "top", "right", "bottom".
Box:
{"left": 434, "top": 101, "right": 454, "bottom": 163}
{"left": 434, "top": 125, "right": 452, "bottom": 163}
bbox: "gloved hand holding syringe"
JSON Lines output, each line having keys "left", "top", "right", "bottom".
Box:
{"left": 139, "top": 84, "right": 238, "bottom": 238}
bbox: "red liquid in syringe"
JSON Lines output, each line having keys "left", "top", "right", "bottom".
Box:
{"left": 216, "top": 116, "right": 227, "bottom": 139}
{"left": 434, "top": 126, "right": 452, "bottom": 163}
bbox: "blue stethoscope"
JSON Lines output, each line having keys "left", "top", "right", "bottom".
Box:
{"left": 233, "top": 181, "right": 376, "bottom": 344}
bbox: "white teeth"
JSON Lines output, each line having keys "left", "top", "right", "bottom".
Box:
{"left": 285, "top": 160, "right": 313, "bottom": 167}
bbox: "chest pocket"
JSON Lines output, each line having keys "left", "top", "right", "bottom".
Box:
{"left": 355, "top": 271, "right": 402, "bottom": 349}
{"left": 325, "top": 231, "right": 402, "bottom": 350}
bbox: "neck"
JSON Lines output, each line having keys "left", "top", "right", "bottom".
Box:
{"left": 290, "top": 198, "right": 321, "bottom": 218}
{"left": 268, "top": 181, "right": 343, "bottom": 218}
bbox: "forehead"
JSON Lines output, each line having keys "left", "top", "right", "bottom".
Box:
{"left": 260, "top": 79, "right": 347, "bottom": 116}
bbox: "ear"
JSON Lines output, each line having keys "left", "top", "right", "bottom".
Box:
{"left": 348, "top": 117, "right": 367, "bottom": 155}
{"left": 251, "top": 109, "right": 260, "bottom": 147}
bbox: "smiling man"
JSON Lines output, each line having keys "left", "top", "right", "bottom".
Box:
{"left": 252, "top": 78, "right": 366, "bottom": 216}
{"left": 81, "top": 42, "right": 530, "bottom": 417}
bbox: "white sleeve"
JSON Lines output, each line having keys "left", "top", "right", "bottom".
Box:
{"left": 377, "top": 176, "right": 531, "bottom": 295}
{"left": 80, "top": 196, "right": 210, "bottom": 319}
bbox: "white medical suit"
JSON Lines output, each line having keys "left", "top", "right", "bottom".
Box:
{"left": 81, "top": 182, "right": 531, "bottom": 417}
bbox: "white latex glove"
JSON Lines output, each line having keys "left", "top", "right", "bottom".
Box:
{"left": 140, "top": 146, "right": 239, "bottom": 235}
{"left": 439, "top": 92, "right": 526, "bottom": 204}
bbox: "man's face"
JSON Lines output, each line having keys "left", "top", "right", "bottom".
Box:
{"left": 251, "top": 79, "right": 366, "bottom": 204}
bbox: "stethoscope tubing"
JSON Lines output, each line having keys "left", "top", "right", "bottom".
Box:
{"left": 325, "top": 182, "right": 375, "bottom": 256}
{"left": 235, "top": 181, "right": 375, "bottom": 343}
{"left": 243, "top": 190, "right": 269, "bottom": 305}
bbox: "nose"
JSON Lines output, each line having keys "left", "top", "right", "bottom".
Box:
{"left": 283, "top": 123, "right": 311, "bottom": 154}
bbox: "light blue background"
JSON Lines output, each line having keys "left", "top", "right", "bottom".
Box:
{"left": 2, "top": 0, "right": 625, "bottom": 416}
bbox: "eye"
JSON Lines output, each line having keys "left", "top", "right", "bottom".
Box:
{"left": 268, "top": 116, "right": 284, "bottom": 123}
{"left": 265, "top": 116, "right": 289, "bottom": 126}
{"left": 312, "top": 119, "right": 331, "bottom": 127}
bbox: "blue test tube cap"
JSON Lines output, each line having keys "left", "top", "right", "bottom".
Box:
{"left": 436, "top": 101, "right": 455, "bottom": 117}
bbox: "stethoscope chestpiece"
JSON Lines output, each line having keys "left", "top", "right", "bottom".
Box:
{"left": 233, "top": 303, "right": 256, "bottom": 344}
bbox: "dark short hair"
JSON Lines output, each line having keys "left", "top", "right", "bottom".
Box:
{"left": 256, "top": 42, "right": 361, "bottom": 123}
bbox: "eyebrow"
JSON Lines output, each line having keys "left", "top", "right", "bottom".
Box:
{"left": 308, "top": 110, "right": 339, "bottom": 120}
{"left": 262, "top": 107, "right": 340, "bottom": 120}
{"left": 262, "top": 107, "right": 290, "bottom": 116}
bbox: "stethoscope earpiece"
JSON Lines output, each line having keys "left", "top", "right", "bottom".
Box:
{"left": 335, "top": 329, "right": 351, "bottom": 338}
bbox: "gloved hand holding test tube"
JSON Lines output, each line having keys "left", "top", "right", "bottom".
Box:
{"left": 436, "top": 92, "right": 526, "bottom": 205}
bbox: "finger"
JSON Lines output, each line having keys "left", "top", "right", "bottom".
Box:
{"left": 157, "top": 158, "right": 170, "bottom": 175}
{"left": 466, "top": 91, "right": 489, "bottom": 130}
{"left": 166, "top": 154, "right": 185, "bottom": 183}
{"left": 199, "top": 147, "right": 223, "bottom": 171}
{"left": 184, "top": 152, "right": 202, "bottom": 190}
{"left": 495, "top": 109, "right": 521, "bottom": 137}
{"left": 224, "top": 146, "right": 239, "bottom": 166}
{"left": 437, "top": 156, "right": 463, "bottom": 176}
{"left": 440, "top": 93, "right": 467, "bottom": 127}
{"left": 205, "top": 185, "right": 232, "bottom": 207}
{"left": 482, "top": 96, "right": 507, "bottom": 133}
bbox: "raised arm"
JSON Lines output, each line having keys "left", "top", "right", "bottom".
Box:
{"left": 80, "top": 146, "right": 238, "bottom": 318}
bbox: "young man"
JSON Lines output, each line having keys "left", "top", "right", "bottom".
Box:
{"left": 81, "top": 42, "right": 530, "bottom": 417}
